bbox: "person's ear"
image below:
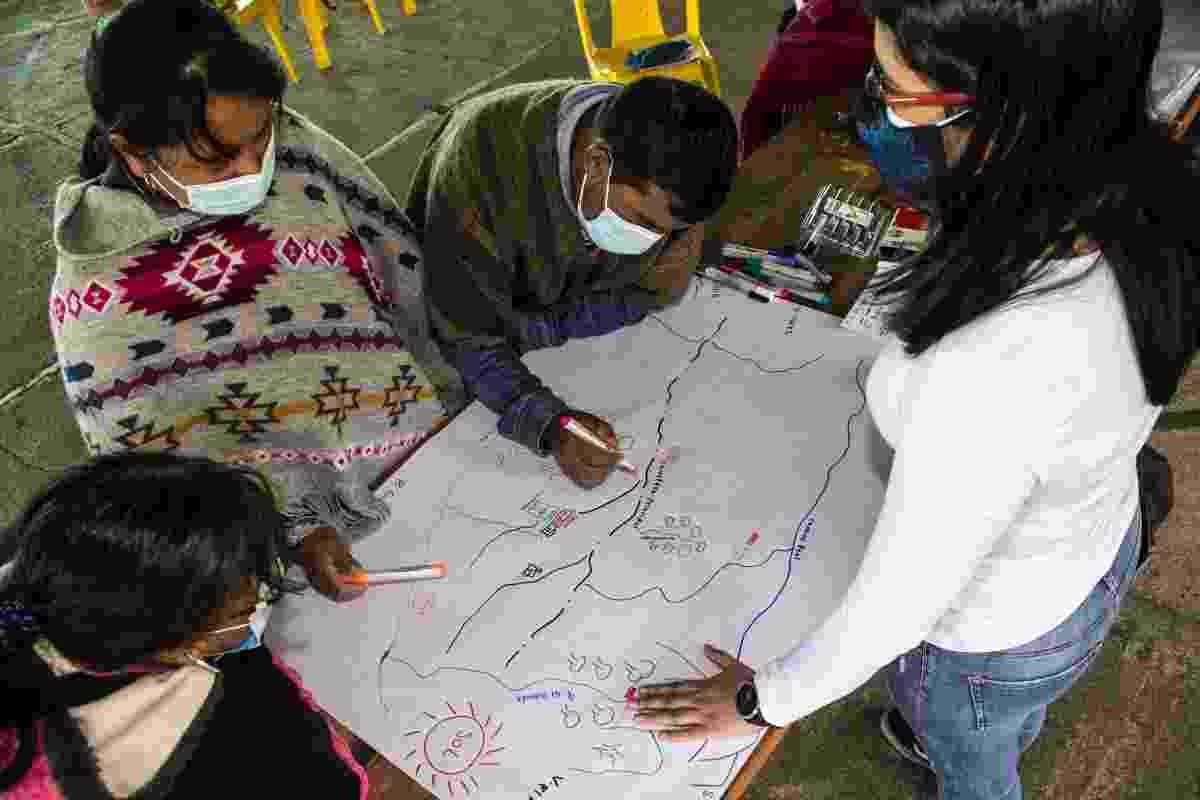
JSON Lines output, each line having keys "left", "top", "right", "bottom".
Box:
{"left": 109, "top": 132, "right": 151, "bottom": 180}
{"left": 584, "top": 141, "right": 613, "bottom": 177}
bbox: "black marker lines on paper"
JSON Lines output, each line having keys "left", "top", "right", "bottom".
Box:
{"left": 710, "top": 340, "right": 825, "bottom": 375}
{"left": 568, "top": 734, "right": 664, "bottom": 777}
{"left": 447, "top": 552, "right": 592, "bottom": 654}
{"left": 572, "top": 551, "right": 595, "bottom": 591}
{"left": 697, "top": 741, "right": 757, "bottom": 764}
{"left": 646, "top": 313, "right": 709, "bottom": 344}
{"left": 735, "top": 357, "right": 871, "bottom": 660}
{"left": 580, "top": 548, "right": 792, "bottom": 604}
{"left": 386, "top": 658, "right": 627, "bottom": 707}
{"left": 689, "top": 741, "right": 758, "bottom": 788}
{"left": 531, "top": 607, "right": 567, "bottom": 639}
{"left": 469, "top": 522, "right": 540, "bottom": 569}
{"left": 654, "top": 640, "right": 706, "bottom": 678}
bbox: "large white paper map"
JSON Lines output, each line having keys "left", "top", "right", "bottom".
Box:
{"left": 266, "top": 279, "right": 891, "bottom": 800}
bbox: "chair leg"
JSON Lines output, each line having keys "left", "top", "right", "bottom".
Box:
{"left": 298, "top": 0, "right": 333, "bottom": 70}
{"left": 365, "top": 0, "right": 386, "bottom": 33}
{"left": 261, "top": 7, "right": 300, "bottom": 81}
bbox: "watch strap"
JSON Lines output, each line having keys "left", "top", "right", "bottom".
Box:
{"left": 736, "top": 681, "right": 772, "bottom": 728}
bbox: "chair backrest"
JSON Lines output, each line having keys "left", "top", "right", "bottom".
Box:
{"left": 610, "top": 0, "right": 666, "bottom": 46}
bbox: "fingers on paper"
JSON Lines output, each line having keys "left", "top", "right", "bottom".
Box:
{"left": 703, "top": 643, "right": 737, "bottom": 667}
{"left": 654, "top": 726, "right": 709, "bottom": 743}
{"left": 634, "top": 680, "right": 696, "bottom": 705}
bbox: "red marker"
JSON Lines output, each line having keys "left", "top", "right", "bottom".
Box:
{"left": 626, "top": 686, "right": 638, "bottom": 703}
{"left": 749, "top": 530, "right": 760, "bottom": 546}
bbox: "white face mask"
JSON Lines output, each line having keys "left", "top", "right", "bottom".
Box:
{"left": 148, "top": 126, "right": 276, "bottom": 216}
{"left": 205, "top": 596, "right": 272, "bottom": 659}
{"left": 884, "top": 104, "right": 973, "bottom": 130}
{"left": 576, "top": 148, "right": 665, "bottom": 255}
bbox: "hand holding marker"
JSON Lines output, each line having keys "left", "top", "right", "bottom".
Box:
{"left": 560, "top": 416, "right": 639, "bottom": 476}
{"left": 337, "top": 562, "right": 447, "bottom": 586}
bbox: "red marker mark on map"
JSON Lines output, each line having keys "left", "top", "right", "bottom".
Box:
{"left": 625, "top": 687, "right": 638, "bottom": 703}
{"left": 749, "top": 530, "right": 760, "bottom": 545}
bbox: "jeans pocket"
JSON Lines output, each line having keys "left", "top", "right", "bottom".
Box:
{"left": 966, "top": 641, "right": 1105, "bottom": 731}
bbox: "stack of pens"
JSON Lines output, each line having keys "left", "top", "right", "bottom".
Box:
{"left": 701, "top": 243, "right": 833, "bottom": 310}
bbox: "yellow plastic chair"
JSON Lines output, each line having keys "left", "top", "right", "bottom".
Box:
{"left": 572, "top": 0, "right": 721, "bottom": 97}
{"left": 231, "top": 0, "right": 299, "bottom": 82}
{"left": 401, "top": 0, "right": 415, "bottom": 15}
{"left": 296, "top": 0, "right": 386, "bottom": 72}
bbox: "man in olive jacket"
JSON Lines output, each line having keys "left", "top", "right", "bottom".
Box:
{"left": 406, "top": 77, "right": 738, "bottom": 487}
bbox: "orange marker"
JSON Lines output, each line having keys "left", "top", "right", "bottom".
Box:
{"left": 337, "top": 563, "right": 447, "bottom": 585}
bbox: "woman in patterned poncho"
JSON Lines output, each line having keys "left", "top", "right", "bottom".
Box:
{"left": 52, "top": 0, "right": 464, "bottom": 592}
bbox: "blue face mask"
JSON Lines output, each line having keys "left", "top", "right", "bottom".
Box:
{"left": 856, "top": 105, "right": 971, "bottom": 209}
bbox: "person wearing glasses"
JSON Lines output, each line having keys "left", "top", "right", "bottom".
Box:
{"left": 404, "top": 77, "right": 738, "bottom": 489}
{"left": 52, "top": 0, "right": 463, "bottom": 592}
{"left": 0, "top": 453, "right": 372, "bottom": 797}
{"left": 852, "top": 58, "right": 974, "bottom": 211}
{"left": 633, "top": 2, "right": 1199, "bottom": 799}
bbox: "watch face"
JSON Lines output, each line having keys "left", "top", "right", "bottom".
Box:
{"left": 735, "top": 682, "right": 758, "bottom": 717}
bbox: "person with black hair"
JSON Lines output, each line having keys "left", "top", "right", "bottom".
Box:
{"left": 404, "top": 77, "right": 738, "bottom": 488}
{"left": 633, "top": 2, "right": 1198, "bottom": 797}
{"left": 53, "top": 0, "right": 465, "bottom": 590}
{"left": 0, "top": 452, "right": 372, "bottom": 797}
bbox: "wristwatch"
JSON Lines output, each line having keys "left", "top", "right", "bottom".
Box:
{"left": 735, "top": 681, "right": 772, "bottom": 728}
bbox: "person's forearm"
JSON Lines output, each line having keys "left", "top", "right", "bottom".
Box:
{"left": 458, "top": 345, "right": 569, "bottom": 454}
{"left": 518, "top": 289, "right": 659, "bottom": 351}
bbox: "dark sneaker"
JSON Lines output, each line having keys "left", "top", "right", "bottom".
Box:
{"left": 881, "top": 708, "right": 932, "bottom": 770}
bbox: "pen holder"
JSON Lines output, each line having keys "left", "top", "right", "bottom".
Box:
{"left": 797, "top": 183, "right": 931, "bottom": 262}
{"left": 798, "top": 184, "right": 887, "bottom": 260}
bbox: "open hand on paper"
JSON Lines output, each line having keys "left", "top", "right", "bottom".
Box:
{"left": 300, "top": 527, "right": 368, "bottom": 603}
{"left": 633, "top": 644, "right": 763, "bottom": 742}
{"left": 555, "top": 411, "right": 621, "bottom": 489}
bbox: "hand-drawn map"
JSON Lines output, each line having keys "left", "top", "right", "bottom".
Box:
{"left": 265, "top": 278, "right": 891, "bottom": 800}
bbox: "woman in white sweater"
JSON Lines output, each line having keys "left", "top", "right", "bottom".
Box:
{"left": 634, "top": 1, "right": 1199, "bottom": 798}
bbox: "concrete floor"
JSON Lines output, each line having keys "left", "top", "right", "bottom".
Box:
{"left": 1, "top": 1, "right": 1198, "bottom": 797}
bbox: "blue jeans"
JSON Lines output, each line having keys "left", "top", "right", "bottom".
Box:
{"left": 884, "top": 506, "right": 1145, "bottom": 800}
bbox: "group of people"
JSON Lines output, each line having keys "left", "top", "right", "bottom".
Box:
{"left": 1, "top": 0, "right": 1197, "bottom": 798}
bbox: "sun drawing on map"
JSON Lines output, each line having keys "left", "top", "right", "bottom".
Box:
{"left": 404, "top": 701, "right": 504, "bottom": 796}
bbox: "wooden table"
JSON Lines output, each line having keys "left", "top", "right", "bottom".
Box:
{"left": 708, "top": 93, "right": 884, "bottom": 319}
{"left": 337, "top": 94, "right": 886, "bottom": 800}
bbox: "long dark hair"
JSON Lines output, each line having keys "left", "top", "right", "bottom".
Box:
{"left": 80, "top": 0, "right": 288, "bottom": 181}
{"left": 0, "top": 452, "right": 303, "bottom": 790}
{"left": 861, "top": 0, "right": 1199, "bottom": 406}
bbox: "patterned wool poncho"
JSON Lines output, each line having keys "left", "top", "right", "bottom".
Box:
{"left": 50, "top": 106, "right": 464, "bottom": 544}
